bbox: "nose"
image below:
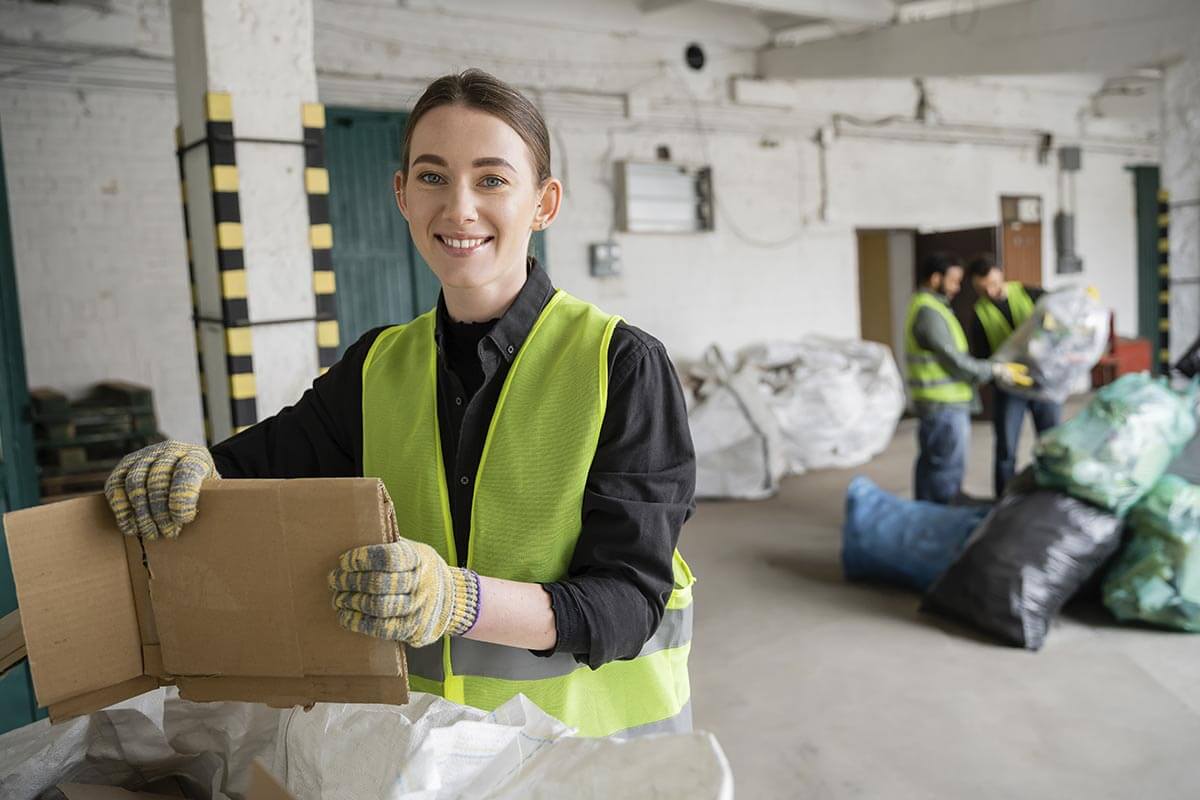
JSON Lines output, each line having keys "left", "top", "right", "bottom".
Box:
{"left": 442, "top": 182, "right": 478, "bottom": 226}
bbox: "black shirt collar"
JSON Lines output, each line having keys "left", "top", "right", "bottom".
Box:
{"left": 434, "top": 257, "right": 555, "bottom": 364}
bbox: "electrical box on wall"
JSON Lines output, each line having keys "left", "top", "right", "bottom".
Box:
{"left": 614, "top": 161, "right": 714, "bottom": 234}
{"left": 589, "top": 240, "right": 622, "bottom": 278}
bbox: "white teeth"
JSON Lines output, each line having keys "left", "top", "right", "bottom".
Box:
{"left": 443, "top": 237, "right": 486, "bottom": 249}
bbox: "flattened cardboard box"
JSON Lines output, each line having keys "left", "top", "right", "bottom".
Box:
{"left": 3, "top": 478, "right": 407, "bottom": 721}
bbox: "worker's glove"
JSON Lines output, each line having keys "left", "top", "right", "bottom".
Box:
{"left": 328, "top": 539, "right": 480, "bottom": 647}
{"left": 104, "top": 440, "right": 219, "bottom": 540}
{"left": 992, "top": 361, "right": 1034, "bottom": 389}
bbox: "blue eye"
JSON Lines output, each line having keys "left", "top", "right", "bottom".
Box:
{"left": 481, "top": 176, "right": 506, "bottom": 188}
{"left": 418, "top": 172, "right": 445, "bottom": 185}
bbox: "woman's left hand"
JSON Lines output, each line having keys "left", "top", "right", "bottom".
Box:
{"left": 328, "top": 538, "right": 480, "bottom": 647}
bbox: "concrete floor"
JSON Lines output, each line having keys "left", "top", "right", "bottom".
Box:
{"left": 685, "top": 406, "right": 1200, "bottom": 799}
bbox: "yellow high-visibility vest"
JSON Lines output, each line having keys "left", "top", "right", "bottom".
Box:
{"left": 974, "top": 282, "right": 1035, "bottom": 352}
{"left": 905, "top": 291, "right": 973, "bottom": 405}
{"left": 362, "top": 289, "right": 694, "bottom": 737}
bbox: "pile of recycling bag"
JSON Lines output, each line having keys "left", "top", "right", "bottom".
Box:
{"left": 843, "top": 372, "right": 1200, "bottom": 650}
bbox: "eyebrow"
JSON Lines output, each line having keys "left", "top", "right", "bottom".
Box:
{"left": 410, "top": 154, "right": 517, "bottom": 171}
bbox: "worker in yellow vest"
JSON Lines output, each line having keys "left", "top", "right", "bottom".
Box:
{"left": 103, "top": 69, "right": 695, "bottom": 738}
{"left": 905, "top": 252, "right": 1032, "bottom": 504}
{"left": 967, "top": 253, "right": 1059, "bottom": 496}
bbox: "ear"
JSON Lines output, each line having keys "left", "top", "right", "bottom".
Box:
{"left": 531, "top": 177, "right": 564, "bottom": 232}
{"left": 393, "top": 170, "right": 409, "bottom": 220}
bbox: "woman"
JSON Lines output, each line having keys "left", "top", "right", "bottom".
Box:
{"left": 105, "top": 69, "right": 696, "bottom": 738}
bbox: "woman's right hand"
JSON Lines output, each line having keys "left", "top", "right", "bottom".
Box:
{"left": 104, "top": 440, "right": 220, "bottom": 539}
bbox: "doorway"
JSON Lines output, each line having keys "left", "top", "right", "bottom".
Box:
{"left": 856, "top": 229, "right": 915, "bottom": 378}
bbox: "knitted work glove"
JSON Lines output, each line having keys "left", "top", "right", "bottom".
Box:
{"left": 104, "top": 440, "right": 219, "bottom": 540}
{"left": 328, "top": 539, "right": 480, "bottom": 647}
{"left": 992, "top": 361, "right": 1034, "bottom": 389}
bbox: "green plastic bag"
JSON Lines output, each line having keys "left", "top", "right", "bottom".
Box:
{"left": 1034, "top": 374, "right": 1198, "bottom": 515}
{"left": 1103, "top": 475, "right": 1200, "bottom": 631}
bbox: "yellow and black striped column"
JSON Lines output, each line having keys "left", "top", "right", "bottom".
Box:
{"left": 175, "top": 125, "right": 213, "bottom": 444}
{"left": 1157, "top": 188, "right": 1170, "bottom": 375}
{"left": 303, "top": 102, "right": 339, "bottom": 374}
{"left": 206, "top": 92, "right": 257, "bottom": 433}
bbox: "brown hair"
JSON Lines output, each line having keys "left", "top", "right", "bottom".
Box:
{"left": 401, "top": 69, "right": 552, "bottom": 183}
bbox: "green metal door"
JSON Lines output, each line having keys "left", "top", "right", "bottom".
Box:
{"left": 1130, "top": 165, "right": 1163, "bottom": 368}
{"left": 0, "top": 121, "right": 43, "bottom": 734}
{"left": 326, "top": 108, "right": 439, "bottom": 356}
{"left": 326, "top": 107, "right": 546, "bottom": 357}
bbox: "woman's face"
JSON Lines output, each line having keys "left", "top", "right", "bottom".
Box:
{"left": 395, "top": 104, "right": 559, "bottom": 293}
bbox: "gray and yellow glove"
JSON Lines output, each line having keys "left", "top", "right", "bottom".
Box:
{"left": 992, "top": 361, "right": 1034, "bottom": 389}
{"left": 328, "top": 539, "right": 480, "bottom": 647}
{"left": 104, "top": 440, "right": 219, "bottom": 539}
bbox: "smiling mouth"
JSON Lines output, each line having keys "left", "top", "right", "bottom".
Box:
{"left": 435, "top": 234, "right": 494, "bottom": 255}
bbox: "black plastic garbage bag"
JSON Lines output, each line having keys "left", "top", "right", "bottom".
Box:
{"left": 1103, "top": 474, "right": 1200, "bottom": 631}
{"left": 921, "top": 472, "right": 1124, "bottom": 650}
{"left": 842, "top": 476, "right": 989, "bottom": 592}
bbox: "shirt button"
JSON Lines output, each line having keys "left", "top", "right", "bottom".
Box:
{"left": 459, "top": 475, "right": 470, "bottom": 486}
{"left": 455, "top": 396, "right": 463, "bottom": 406}
{"left": 506, "top": 345, "right": 515, "bottom": 355}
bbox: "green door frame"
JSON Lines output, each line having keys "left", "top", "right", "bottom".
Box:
{"left": 0, "top": 118, "right": 44, "bottom": 733}
{"left": 1129, "top": 165, "right": 1162, "bottom": 368}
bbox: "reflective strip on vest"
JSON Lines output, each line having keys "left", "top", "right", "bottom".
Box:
{"left": 612, "top": 700, "right": 693, "bottom": 739}
{"left": 362, "top": 290, "right": 694, "bottom": 738}
{"left": 974, "top": 282, "right": 1034, "bottom": 353}
{"left": 904, "top": 292, "right": 973, "bottom": 405}
{"left": 407, "top": 600, "right": 694, "bottom": 682}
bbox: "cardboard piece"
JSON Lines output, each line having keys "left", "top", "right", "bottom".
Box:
{"left": 245, "top": 759, "right": 299, "bottom": 800}
{"left": 3, "top": 479, "right": 407, "bottom": 721}
{"left": 0, "top": 609, "right": 25, "bottom": 675}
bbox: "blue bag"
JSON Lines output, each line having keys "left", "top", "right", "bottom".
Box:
{"left": 842, "top": 476, "right": 990, "bottom": 592}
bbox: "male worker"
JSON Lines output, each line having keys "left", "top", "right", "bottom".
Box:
{"left": 967, "top": 253, "right": 1058, "bottom": 496}
{"left": 905, "top": 252, "right": 1031, "bottom": 504}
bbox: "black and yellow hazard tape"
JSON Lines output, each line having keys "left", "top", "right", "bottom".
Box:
{"left": 206, "top": 91, "right": 257, "bottom": 433}
{"left": 1156, "top": 188, "right": 1170, "bottom": 374}
{"left": 303, "top": 102, "right": 340, "bottom": 375}
{"left": 175, "top": 124, "right": 214, "bottom": 444}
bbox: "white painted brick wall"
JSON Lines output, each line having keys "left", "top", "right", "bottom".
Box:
{"left": 0, "top": 0, "right": 1166, "bottom": 443}
{"left": 0, "top": 85, "right": 205, "bottom": 443}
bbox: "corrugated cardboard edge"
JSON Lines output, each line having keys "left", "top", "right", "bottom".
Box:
{"left": 246, "top": 759, "right": 297, "bottom": 800}
{"left": 0, "top": 609, "right": 25, "bottom": 676}
{"left": 48, "top": 675, "right": 160, "bottom": 722}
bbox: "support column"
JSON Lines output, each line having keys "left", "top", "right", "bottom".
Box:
{"left": 1162, "top": 53, "right": 1200, "bottom": 368}
{"left": 170, "top": 0, "right": 332, "bottom": 444}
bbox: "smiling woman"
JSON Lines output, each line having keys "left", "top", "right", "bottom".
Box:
{"left": 394, "top": 89, "right": 561, "bottom": 321}
{"left": 105, "top": 69, "right": 698, "bottom": 738}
